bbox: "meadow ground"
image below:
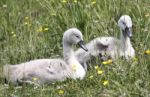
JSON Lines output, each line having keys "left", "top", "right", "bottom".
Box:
{"left": 0, "top": 0, "right": 150, "bottom": 97}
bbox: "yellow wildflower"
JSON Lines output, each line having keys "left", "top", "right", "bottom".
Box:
{"left": 89, "top": 75, "right": 94, "bottom": 79}
{"left": 102, "top": 61, "right": 107, "bottom": 65}
{"left": 107, "top": 59, "right": 113, "bottom": 63}
{"left": 72, "top": 64, "right": 77, "bottom": 71}
{"left": 24, "top": 22, "right": 28, "bottom": 25}
{"left": 97, "top": 70, "right": 103, "bottom": 75}
{"left": 91, "top": 1, "right": 96, "bottom": 5}
{"left": 74, "top": 0, "right": 77, "bottom": 3}
{"left": 11, "top": 32, "right": 16, "bottom": 37}
{"left": 11, "top": 32, "right": 15, "bottom": 34}
{"left": 32, "top": 77, "right": 38, "bottom": 81}
{"left": 44, "top": 27, "right": 49, "bottom": 31}
{"left": 3, "top": 4, "right": 7, "bottom": 8}
{"left": 103, "top": 80, "right": 109, "bottom": 86}
{"left": 102, "top": 59, "right": 113, "bottom": 65}
{"left": 62, "top": 0, "right": 67, "bottom": 3}
{"left": 145, "top": 50, "right": 150, "bottom": 54}
{"left": 58, "top": 89, "right": 64, "bottom": 95}
{"left": 25, "top": 16, "right": 29, "bottom": 20}
{"left": 145, "top": 13, "right": 149, "bottom": 17}
{"left": 94, "top": 65, "right": 99, "bottom": 70}
{"left": 13, "top": 34, "right": 16, "bottom": 37}
{"left": 37, "top": 27, "right": 43, "bottom": 32}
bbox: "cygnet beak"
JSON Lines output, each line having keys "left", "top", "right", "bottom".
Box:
{"left": 125, "top": 27, "right": 132, "bottom": 38}
{"left": 78, "top": 40, "right": 88, "bottom": 52}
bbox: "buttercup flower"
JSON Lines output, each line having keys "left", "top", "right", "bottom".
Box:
{"left": 97, "top": 70, "right": 103, "bottom": 75}
{"left": 89, "top": 75, "right": 94, "bottom": 79}
{"left": 24, "top": 17, "right": 30, "bottom": 26}
{"left": 13, "top": 34, "right": 16, "bottom": 37}
{"left": 11, "top": 32, "right": 16, "bottom": 37}
{"left": 24, "top": 22, "right": 28, "bottom": 25}
{"left": 103, "top": 80, "right": 109, "bottom": 86}
{"left": 102, "top": 61, "right": 107, "bottom": 65}
{"left": 58, "top": 89, "right": 64, "bottom": 95}
{"left": 11, "top": 32, "right": 15, "bottom": 34}
{"left": 91, "top": 1, "right": 96, "bottom": 5}
{"left": 94, "top": 65, "right": 99, "bottom": 70}
{"left": 145, "top": 50, "right": 150, "bottom": 55}
{"left": 107, "top": 59, "right": 113, "bottom": 63}
{"left": 74, "top": 0, "right": 77, "bottom": 3}
{"left": 37, "top": 27, "right": 43, "bottom": 32}
{"left": 145, "top": 13, "right": 149, "bottom": 17}
{"left": 44, "top": 27, "right": 49, "bottom": 31}
{"left": 62, "top": 0, "right": 67, "bottom": 3}
{"left": 25, "top": 16, "right": 29, "bottom": 20}
{"left": 102, "top": 59, "right": 113, "bottom": 65}
{"left": 32, "top": 77, "right": 38, "bottom": 81}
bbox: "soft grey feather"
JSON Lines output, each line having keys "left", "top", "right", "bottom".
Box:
{"left": 3, "top": 28, "right": 87, "bottom": 85}
{"left": 75, "top": 15, "right": 135, "bottom": 70}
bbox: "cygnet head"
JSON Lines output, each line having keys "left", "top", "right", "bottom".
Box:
{"left": 63, "top": 28, "right": 88, "bottom": 51}
{"left": 118, "top": 15, "right": 133, "bottom": 37}
{"left": 84, "top": 38, "right": 108, "bottom": 57}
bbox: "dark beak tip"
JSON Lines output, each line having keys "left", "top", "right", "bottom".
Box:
{"left": 81, "top": 46, "right": 88, "bottom": 52}
{"left": 78, "top": 40, "right": 88, "bottom": 52}
{"left": 128, "top": 35, "right": 132, "bottom": 37}
{"left": 85, "top": 48, "right": 88, "bottom": 52}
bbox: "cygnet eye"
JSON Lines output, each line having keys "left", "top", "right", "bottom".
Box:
{"left": 76, "top": 35, "right": 80, "bottom": 38}
{"left": 122, "top": 22, "right": 126, "bottom": 25}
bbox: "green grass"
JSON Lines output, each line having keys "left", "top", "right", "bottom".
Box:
{"left": 0, "top": 0, "right": 150, "bottom": 96}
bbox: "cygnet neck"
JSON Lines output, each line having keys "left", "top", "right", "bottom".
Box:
{"left": 120, "top": 30, "right": 132, "bottom": 51}
{"left": 63, "top": 40, "right": 74, "bottom": 63}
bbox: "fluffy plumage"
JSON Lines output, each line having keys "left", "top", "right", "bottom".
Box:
{"left": 3, "top": 28, "right": 87, "bottom": 85}
{"left": 75, "top": 15, "right": 135, "bottom": 70}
